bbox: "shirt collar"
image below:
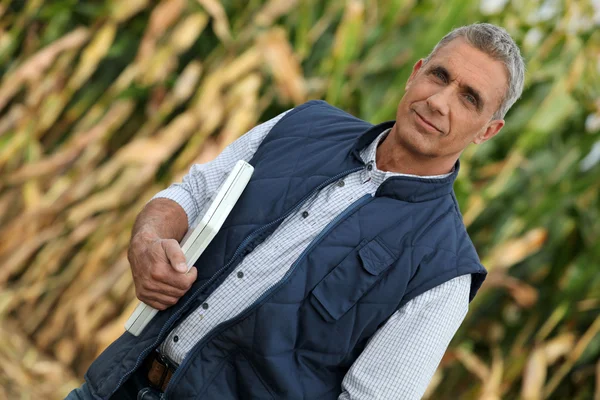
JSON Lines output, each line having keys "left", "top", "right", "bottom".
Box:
{"left": 350, "top": 121, "right": 460, "bottom": 203}
{"left": 358, "top": 128, "right": 454, "bottom": 187}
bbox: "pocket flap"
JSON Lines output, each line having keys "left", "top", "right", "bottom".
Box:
{"left": 310, "top": 238, "right": 396, "bottom": 322}
{"left": 358, "top": 238, "right": 396, "bottom": 275}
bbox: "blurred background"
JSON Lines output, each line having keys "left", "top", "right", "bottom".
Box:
{"left": 0, "top": 0, "right": 599, "bottom": 398}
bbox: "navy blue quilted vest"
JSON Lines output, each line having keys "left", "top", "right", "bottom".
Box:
{"left": 85, "top": 100, "right": 487, "bottom": 399}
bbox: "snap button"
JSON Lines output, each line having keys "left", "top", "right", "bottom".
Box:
{"left": 202, "top": 303, "right": 209, "bottom": 310}
{"left": 173, "top": 335, "right": 179, "bottom": 343}
{"left": 301, "top": 211, "right": 309, "bottom": 218}
{"left": 237, "top": 271, "right": 244, "bottom": 278}
{"left": 337, "top": 180, "right": 345, "bottom": 187}
{"left": 366, "top": 163, "right": 373, "bottom": 171}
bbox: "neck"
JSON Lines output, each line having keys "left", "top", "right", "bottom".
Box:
{"left": 375, "top": 125, "right": 457, "bottom": 176}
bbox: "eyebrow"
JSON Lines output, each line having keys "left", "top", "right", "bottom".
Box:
{"left": 428, "top": 64, "right": 485, "bottom": 113}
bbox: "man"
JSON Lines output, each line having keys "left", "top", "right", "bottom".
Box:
{"left": 68, "top": 23, "right": 525, "bottom": 399}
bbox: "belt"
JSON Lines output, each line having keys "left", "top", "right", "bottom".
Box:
{"left": 145, "top": 351, "right": 176, "bottom": 392}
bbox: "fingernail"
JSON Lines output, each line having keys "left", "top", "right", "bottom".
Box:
{"left": 176, "top": 263, "right": 187, "bottom": 272}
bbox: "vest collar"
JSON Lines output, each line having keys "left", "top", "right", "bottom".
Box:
{"left": 350, "top": 121, "right": 460, "bottom": 203}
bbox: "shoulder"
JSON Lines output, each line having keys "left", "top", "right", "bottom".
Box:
{"left": 410, "top": 193, "right": 479, "bottom": 259}
{"left": 260, "top": 100, "right": 373, "bottom": 145}
{"left": 274, "top": 100, "right": 370, "bottom": 127}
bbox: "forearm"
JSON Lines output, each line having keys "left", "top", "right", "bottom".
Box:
{"left": 131, "top": 198, "right": 189, "bottom": 243}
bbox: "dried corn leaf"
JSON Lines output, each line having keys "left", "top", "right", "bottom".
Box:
{"left": 195, "top": 0, "right": 231, "bottom": 45}
{"left": 255, "top": 0, "right": 300, "bottom": 26}
{"left": 544, "top": 316, "right": 600, "bottom": 398}
{"left": 0, "top": 27, "right": 89, "bottom": 112}
{"left": 137, "top": 0, "right": 187, "bottom": 63}
{"left": 484, "top": 228, "right": 547, "bottom": 271}
{"left": 259, "top": 28, "right": 307, "bottom": 104}
{"left": 521, "top": 346, "right": 547, "bottom": 400}
{"left": 110, "top": 0, "right": 150, "bottom": 22}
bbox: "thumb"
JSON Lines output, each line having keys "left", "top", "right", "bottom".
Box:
{"left": 162, "top": 239, "right": 188, "bottom": 273}
{"left": 173, "top": 262, "right": 188, "bottom": 273}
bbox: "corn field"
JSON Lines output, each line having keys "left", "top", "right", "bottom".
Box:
{"left": 0, "top": 0, "right": 599, "bottom": 399}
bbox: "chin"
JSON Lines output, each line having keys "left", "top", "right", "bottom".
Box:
{"left": 397, "top": 129, "right": 441, "bottom": 158}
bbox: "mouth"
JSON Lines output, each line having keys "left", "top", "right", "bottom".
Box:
{"left": 414, "top": 111, "right": 443, "bottom": 134}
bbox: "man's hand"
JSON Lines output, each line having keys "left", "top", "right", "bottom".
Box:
{"left": 127, "top": 231, "right": 198, "bottom": 311}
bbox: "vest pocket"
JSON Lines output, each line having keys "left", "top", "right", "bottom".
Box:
{"left": 310, "top": 237, "right": 396, "bottom": 322}
{"left": 199, "top": 350, "right": 275, "bottom": 399}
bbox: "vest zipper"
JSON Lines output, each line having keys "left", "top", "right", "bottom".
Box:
{"left": 164, "top": 193, "right": 373, "bottom": 397}
{"left": 106, "top": 166, "right": 364, "bottom": 399}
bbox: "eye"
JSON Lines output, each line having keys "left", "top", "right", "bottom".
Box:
{"left": 434, "top": 70, "right": 446, "bottom": 82}
{"left": 464, "top": 93, "right": 477, "bottom": 106}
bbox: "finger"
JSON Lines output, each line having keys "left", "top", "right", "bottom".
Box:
{"left": 141, "top": 299, "right": 168, "bottom": 311}
{"left": 137, "top": 278, "right": 185, "bottom": 301}
{"left": 173, "top": 265, "right": 197, "bottom": 289}
{"left": 152, "top": 266, "right": 192, "bottom": 291}
{"left": 186, "top": 266, "right": 197, "bottom": 281}
{"left": 146, "top": 281, "right": 187, "bottom": 298}
{"left": 161, "top": 239, "right": 187, "bottom": 273}
{"left": 139, "top": 293, "right": 180, "bottom": 310}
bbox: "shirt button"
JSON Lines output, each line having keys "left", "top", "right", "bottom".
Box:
{"left": 237, "top": 271, "right": 244, "bottom": 278}
{"left": 366, "top": 163, "right": 373, "bottom": 171}
{"left": 202, "top": 303, "right": 209, "bottom": 310}
{"left": 301, "top": 211, "right": 309, "bottom": 218}
{"left": 337, "top": 180, "right": 345, "bottom": 187}
{"left": 173, "top": 335, "right": 179, "bottom": 343}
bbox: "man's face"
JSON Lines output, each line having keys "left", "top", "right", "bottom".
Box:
{"left": 393, "top": 38, "right": 507, "bottom": 160}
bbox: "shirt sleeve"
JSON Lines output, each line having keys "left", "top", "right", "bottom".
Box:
{"left": 151, "top": 110, "right": 291, "bottom": 226}
{"left": 338, "top": 273, "right": 472, "bottom": 400}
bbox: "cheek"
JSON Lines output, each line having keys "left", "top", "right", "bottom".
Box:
{"left": 404, "top": 78, "right": 434, "bottom": 99}
{"left": 397, "top": 93, "right": 413, "bottom": 117}
{"left": 408, "top": 82, "right": 433, "bottom": 101}
{"left": 447, "top": 111, "right": 485, "bottom": 142}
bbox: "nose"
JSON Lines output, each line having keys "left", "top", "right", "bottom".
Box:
{"left": 426, "top": 88, "right": 450, "bottom": 116}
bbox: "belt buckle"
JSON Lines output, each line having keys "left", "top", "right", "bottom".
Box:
{"left": 148, "top": 351, "right": 175, "bottom": 391}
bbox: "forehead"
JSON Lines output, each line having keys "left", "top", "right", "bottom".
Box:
{"left": 427, "top": 38, "right": 508, "bottom": 109}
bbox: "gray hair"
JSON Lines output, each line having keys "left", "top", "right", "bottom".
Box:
{"left": 423, "top": 23, "right": 525, "bottom": 120}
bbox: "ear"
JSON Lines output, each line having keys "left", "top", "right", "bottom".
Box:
{"left": 473, "top": 119, "right": 504, "bottom": 144}
{"left": 405, "top": 59, "right": 425, "bottom": 90}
